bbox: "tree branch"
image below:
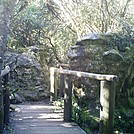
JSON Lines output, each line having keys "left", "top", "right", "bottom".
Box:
{"left": 44, "top": 36, "right": 62, "bottom": 63}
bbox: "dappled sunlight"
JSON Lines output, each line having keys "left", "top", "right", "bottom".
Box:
{"left": 12, "top": 104, "right": 63, "bottom": 121}
{"left": 10, "top": 104, "right": 86, "bottom": 134}
{"left": 15, "top": 104, "right": 60, "bottom": 110}
{"left": 29, "top": 105, "right": 50, "bottom": 109}
{"left": 38, "top": 113, "right": 63, "bottom": 119}
{"left": 60, "top": 123, "right": 77, "bottom": 128}
{"left": 50, "top": 67, "right": 117, "bottom": 133}
{"left": 2, "top": 0, "right": 133, "bottom": 133}
{"left": 76, "top": 72, "right": 82, "bottom": 77}
{"left": 23, "top": 116, "right": 33, "bottom": 119}
{"left": 15, "top": 107, "right": 21, "bottom": 112}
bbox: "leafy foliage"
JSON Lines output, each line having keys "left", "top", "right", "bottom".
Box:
{"left": 2, "top": 0, "right": 134, "bottom": 133}
{"left": 72, "top": 97, "right": 99, "bottom": 133}
{"left": 47, "top": 0, "right": 134, "bottom": 37}
{"left": 8, "top": 0, "right": 134, "bottom": 65}
{"left": 114, "top": 109, "right": 134, "bottom": 133}
{"left": 8, "top": 0, "right": 75, "bottom": 64}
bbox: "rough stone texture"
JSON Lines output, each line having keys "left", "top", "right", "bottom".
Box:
{"left": 67, "top": 33, "right": 134, "bottom": 109}
{"left": 4, "top": 52, "right": 48, "bottom": 102}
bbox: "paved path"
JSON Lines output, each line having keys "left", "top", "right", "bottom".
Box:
{"left": 10, "top": 103, "right": 86, "bottom": 134}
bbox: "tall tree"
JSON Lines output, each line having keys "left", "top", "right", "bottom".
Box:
{"left": 47, "top": 0, "right": 134, "bottom": 37}
{"left": 0, "top": 0, "right": 16, "bottom": 132}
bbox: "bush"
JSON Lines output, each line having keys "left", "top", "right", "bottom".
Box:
{"left": 114, "top": 108, "right": 134, "bottom": 133}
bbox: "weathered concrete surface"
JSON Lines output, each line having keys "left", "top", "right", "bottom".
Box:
{"left": 10, "top": 103, "right": 86, "bottom": 134}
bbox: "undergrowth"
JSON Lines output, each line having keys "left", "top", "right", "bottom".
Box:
{"left": 53, "top": 98, "right": 134, "bottom": 133}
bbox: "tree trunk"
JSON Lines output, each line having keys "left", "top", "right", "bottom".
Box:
{"left": 0, "top": 6, "right": 6, "bottom": 133}
{"left": 0, "top": 1, "right": 16, "bottom": 132}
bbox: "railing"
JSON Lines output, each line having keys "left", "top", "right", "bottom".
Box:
{"left": 50, "top": 66, "right": 117, "bottom": 133}
{"left": 0, "top": 66, "right": 10, "bottom": 133}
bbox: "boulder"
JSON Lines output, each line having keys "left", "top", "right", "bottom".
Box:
{"left": 4, "top": 51, "right": 48, "bottom": 102}
{"left": 67, "top": 33, "right": 134, "bottom": 109}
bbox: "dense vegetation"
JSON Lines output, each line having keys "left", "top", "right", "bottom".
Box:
{"left": 0, "top": 0, "right": 134, "bottom": 133}
{"left": 7, "top": 0, "right": 134, "bottom": 64}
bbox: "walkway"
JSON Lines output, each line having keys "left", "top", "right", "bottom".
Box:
{"left": 10, "top": 102, "right": 86, "bottom": 134}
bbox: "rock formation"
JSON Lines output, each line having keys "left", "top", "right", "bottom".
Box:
{"left": 68, "top": 33, "right": 134, "bottom": 109}
{"left": 4, "top": 51, "right": 48, "bottom": 102}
